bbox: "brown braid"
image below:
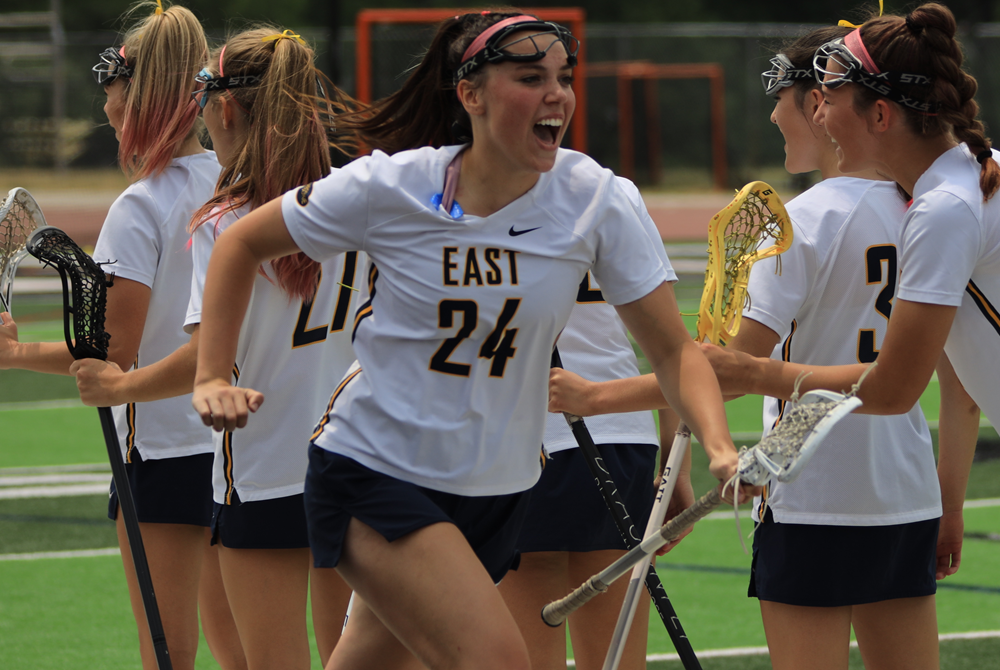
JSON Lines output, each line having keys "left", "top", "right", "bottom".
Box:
{"left": 854, "top": 3, "right": 999, "bottom": 200}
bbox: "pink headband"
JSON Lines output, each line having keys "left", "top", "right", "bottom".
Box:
{"left": 845, "top": 28, "right": 881, "bottom": 74}
{"left": 461, "top": 15, "right": 538, "bottom": 63}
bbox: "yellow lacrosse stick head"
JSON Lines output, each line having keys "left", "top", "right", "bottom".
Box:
{"left": 697, "top": 181, "right": 793, "bottom": 345}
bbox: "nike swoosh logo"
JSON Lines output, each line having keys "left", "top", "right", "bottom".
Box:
{"left": 509, "top": 225, "right": 541, "bottom": 236}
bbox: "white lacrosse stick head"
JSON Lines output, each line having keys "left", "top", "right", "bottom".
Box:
{"left": 738, "top": 389, "right": 863, "bottom": 486}
{"left": 0, "top": 188, "right": 49, "bottom": 313}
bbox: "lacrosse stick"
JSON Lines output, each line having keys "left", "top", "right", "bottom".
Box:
{"left": 599, "top": 181, "right": 794, "bottom": 670}
{"left": 1, "top": 188, "right": 49, "bottom": 313}
{"left": 549, "top": 348, "right": 701, "bottom": 669}
{"left": 26, "top": 226, "right": 173, "bottom": 670}
{"left": 543, "top": 388, "right": 862, "bottom": 626}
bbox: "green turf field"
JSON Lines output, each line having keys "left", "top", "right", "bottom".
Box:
{"left": 3, "top": 283, "right": 999, "bottom": 668}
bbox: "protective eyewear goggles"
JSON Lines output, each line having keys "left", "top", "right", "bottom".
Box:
{"left": 454, "top": 20, "right": 580, "bottom": 84}
{"left": 813, "top": 38, "right": 937, "bottom": 113}
{"left": 92, "top": 47, "right": 133, "bottom": 85}
{"left": 191, "top": 68, "right": 262, "bottom": 109}
{"left": 760, "top": 54, "right": 814, "bottom": 96}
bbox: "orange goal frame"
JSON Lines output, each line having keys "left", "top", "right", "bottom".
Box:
{"left": 355, "top": 8, "right": 587, "bottom": 152}
{"left": 587, "top": 61, "right": 727, "bottom": 190}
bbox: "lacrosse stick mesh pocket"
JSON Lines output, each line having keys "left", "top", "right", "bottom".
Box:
{"left": 27, "top": 227, "right": 112, "bottom": 360}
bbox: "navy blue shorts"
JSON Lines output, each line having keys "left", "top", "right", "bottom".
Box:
{"left": 516, "top": 443, "right": 657, "bottom": 553}
{"left": 749, "top": 507, "right": 939, "bottom": 607}
{"left": 211, "top": 491, "right": 310, "bottom": 549}
{"left": 304, "top": 446, "right": 530, "bottom": 584}
{"left": 108, "top": 450, "right": 214, "bottom": 527}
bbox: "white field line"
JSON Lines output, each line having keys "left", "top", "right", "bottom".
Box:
{"left": 0, "top": 465, "right": 112, "bottom": 498}
{"left": 964, "top": 497, "right": 1000, "bottom": 509}
{"left": 0, "top": 547, "right": 119, "bottom": 561}
{"left": 4, "top": 540, "right": 999, "bottom": 662}
{"left": 0, "top": 473, "right": 111, "bottom": 486}
{"left": 0, "top": 463, "right": 109, "bottom": 475}
{"left": 0, "top": 483, "right": 109, "bottom": 499}
{"left": 0, "top": 398, "right": 85, "bottom": 411}
{"left": 699, "top": 496, "right": 1000, "bottom": 521}
{"left": 571, "top": 631, "right": 1000, "bottom": 666}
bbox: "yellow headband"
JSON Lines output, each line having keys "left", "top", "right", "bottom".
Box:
{"left": 261, "top": 30, "right": 306, "bottom": 47}
{"left": 839, "top": 0, "right": 883, "bottom": 29}
{"left": 154, "top": 0, "right": 163, "bottom": 15}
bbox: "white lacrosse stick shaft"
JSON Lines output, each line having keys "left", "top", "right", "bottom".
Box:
{"left": 602, "top": 424, "right": 690, "bottom": 670}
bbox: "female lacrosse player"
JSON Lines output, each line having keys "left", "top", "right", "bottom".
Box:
{"left": 693, "top": 8, "right": 995, "bottom": 666}
{"left": 345, "top": 24, "right": 675, "bottom": 666}
{"left": 726, "top": 27, "right": 949, "bottom": 670}
{"left": 190, "top": 12, "right": 752, "bottom": 670}
{"left": 71, "top": 27, "right": 357, "bottom": 668}
{"left": 702, "top": 0, "right": 991, "bottom": 553}
{"left": 549, "top": 20, "right": 981, "bottom": 669}
{"left": 0, "top": 4, "right": 247, "bottom": 669}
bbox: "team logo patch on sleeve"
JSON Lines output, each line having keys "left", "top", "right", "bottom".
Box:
{"left": 296, "top": 183, "right": 314, "bottom": 207}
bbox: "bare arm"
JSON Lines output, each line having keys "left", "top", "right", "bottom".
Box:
{"left": 615, "top": 282, "right": 752, "bottom": 496}
{"left": 547, "top": 317, "right": 780, "bottom": 416}
{"left": 193, "top": 199, "right": 296, "bottom": 431}
{"left": 703, "top": 299, "right": 956, "bottom": 415}
{"left": 0, "top": 312, "right": 75, "bottom": 374}
{"left": 935, "top": 351, "right": 979, "bottom": 580}
{"left": 0, "top": 274, "right": 151, "bottom": 376}
{"left": 548, "top": 368, "right": 666, "bottom": 416}
{"left": 71, "top": 327, "right": 200, "bottom": 406}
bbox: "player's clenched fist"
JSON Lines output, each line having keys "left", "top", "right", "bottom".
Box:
{"left": 70, "top": 358, "right": 125, "bottom": 407}
{"left": 192, "top": 378, "right": 264, "bottom": 432}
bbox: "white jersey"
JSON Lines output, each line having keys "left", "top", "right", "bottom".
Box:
{"left": 902, "top": 144, "right": 1000, "bottom": 427}
{"left": 185, "top": 207, "right": 362, "bottom": 503}
{"left": 745, "top": 177, "right": 940, "bottom": 526}
{"left": 544, "top": 178, "right": 674, "bottom": 453}
{"left": 92, "top": 152, "right": 221, "bottom": 461}
{"left": 281, "top": 145, "right": 669, "bottom": 496}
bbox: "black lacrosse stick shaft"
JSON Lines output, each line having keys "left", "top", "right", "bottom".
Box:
{"left": 98, "top": 407, "right": 173, "bottom": 670}
{"left": 28, "top": 227, "right": 173, "bottom": 670}
{"left": 550, "top": 349, "right": 702, "bottom": 670}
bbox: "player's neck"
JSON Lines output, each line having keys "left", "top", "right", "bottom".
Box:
{"left": 174, "top": 134, "right": 207, "bottom": 159}
{"left": 881, "top": 133, "right": 958, "bottom": 197}
{"left": 456, "top": 146, "right": 540, "bottom": 217}
{"left": 818, "top": 147, "right": 885, "bottom": 182}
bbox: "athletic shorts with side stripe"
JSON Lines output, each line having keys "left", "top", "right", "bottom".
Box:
{"left": 749, "top": 507, "right": 938, "bottom": 606}
{"left": 210, "top": 490, "right": 309, "bottom": 549}
{"left": 108, "top": 450, "right": 214, "bottom": 526}
{"left": 305, "top": 445, "right": 530, "bottom": 584}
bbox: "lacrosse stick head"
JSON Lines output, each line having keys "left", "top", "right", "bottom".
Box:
{"left": 736, "top": 389, "right": 862, "bottom": 486}
{"left": 0, "top": 188, "right": 49, "bottom": 313}
{"left": 26, "top": 226, "right": 112, "bottom": 361}
{"left": 698, "top": 181, "right": 793, "bottom": 345}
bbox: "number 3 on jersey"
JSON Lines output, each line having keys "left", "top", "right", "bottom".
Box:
{"left": 430, "top": 298, "right": 521, "bottom": 377}
{"left": 858, "top": 245, "right": 896, "bottom": 363}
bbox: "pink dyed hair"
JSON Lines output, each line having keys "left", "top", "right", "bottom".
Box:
{"left": 116, "top": 2, "right": 207, "bottom": 181}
